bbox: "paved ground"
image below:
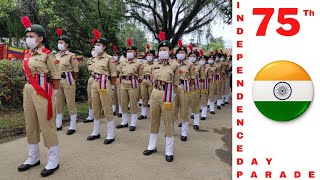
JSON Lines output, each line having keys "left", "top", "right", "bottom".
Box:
{"left": 0, "top": 104, "right": 231, "bottom": 180}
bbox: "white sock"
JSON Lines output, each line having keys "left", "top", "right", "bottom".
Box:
{"left": 107, "top": 120, "right": 115, "bottom": 139}
{"left": 45, "top": 146, "right": 59, "bottom": 170}
{"left": 91, "top": 119, "right": 100, "bottom": 136}
{"left": 121, "top": 113, "right": 128, "bottom": 125}
{"left": 112, "top": 105, "right": 116, "bottom": 113}
{"left": 201, "top": 107, "right": 207, "bottom": 117}
{"left": 56, "top": 114, "right": 63, "bottom": 128}
{"left": 181, "top": 122, "right": 189, "bottom": 136}
{"left": 131, "top": 114, "right": 138, "bottom": 126}
{"left": 141, "top": 107, "right": 147, "bottom": 116}
{"left": 87, "top": 109, "right": 94, "bottom": 120}
{"left": 165, "top": 136, "right": 174, "bottom": 156}
{"left": 24, "top": 144, "right": 40, "bottom": 165}
{"left": 209, "top": 100, "right": 215, "bottom": 111}
{"left": 119, "top": 106, "right": 122, "bottom": 114}
{"left": 147, "top": 133, "right": 158, "bottom": 150}
{"left": 194, "top": 114, "right": 200, "bottom": 126}
{"left": 69, "top": 114, "right": 77, "bottom": 130}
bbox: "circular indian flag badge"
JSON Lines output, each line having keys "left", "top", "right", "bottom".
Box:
{"left": 253, "top": 60, "right": 313, "bottom": 121}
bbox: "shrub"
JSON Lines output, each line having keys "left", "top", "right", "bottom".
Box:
{"left": 0, "top": 60, "right": 25, "bottom": 110}
{"left": 76, "top": 59, "right": 89, "bottom": 101}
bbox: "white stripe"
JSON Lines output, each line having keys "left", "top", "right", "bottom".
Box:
{"left": 253, "top": 81, "right": 313, "bottom": 101}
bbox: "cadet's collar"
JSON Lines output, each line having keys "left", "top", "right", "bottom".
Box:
{"left": 32, "top": 45, "right": 45, "bottom": 55}
{"left": 60, "top": 49, "right": 69, "bottom": 56}
{"left": 98, "top": 52, "right": 107, "bottom": 59}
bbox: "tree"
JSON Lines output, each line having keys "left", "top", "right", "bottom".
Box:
{"left": 124, "top": 0, "right": 229, "bottom": 46}
{"left": 117, "top": 23, "right": 147, "bottom": 52}
{"left": 202, "top": 36, "right": 225, "bottom": 51}
{"left": 220, "top": 0, "right": 231, "bottom": 25}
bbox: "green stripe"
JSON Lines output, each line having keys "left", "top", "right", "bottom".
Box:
{"left": 254, "top": 101, "right": 311, "bottom": 121}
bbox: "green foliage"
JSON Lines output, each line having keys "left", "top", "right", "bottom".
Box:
{"left": 202, "top": 36, "right": 225, "bottom": 51}
{"left": 0, "top": 60, "right": 25, "bottom": 110}
{"left": 117, "top": 23, "right": 147, "bottom": 51}
{"left": 75, "top": 59, "right": 89, "bottom": 101}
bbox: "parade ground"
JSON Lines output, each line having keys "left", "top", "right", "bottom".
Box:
{"left": 0, "top": 105, "right": 231, "bottom": 180}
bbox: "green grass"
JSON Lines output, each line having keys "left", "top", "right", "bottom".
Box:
{"left": 0, "top": 101, "right": 89, "bottom": 129}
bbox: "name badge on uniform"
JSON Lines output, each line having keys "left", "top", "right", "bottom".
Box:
{"left": 99, "top": 89, "right": 107, "bottom": 95}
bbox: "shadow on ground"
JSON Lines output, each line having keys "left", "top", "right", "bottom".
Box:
{"left": 213, "top": 127, "right": 232, "bottom": 167}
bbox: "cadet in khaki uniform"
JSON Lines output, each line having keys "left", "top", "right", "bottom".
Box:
{"left": 138, "top": 44, "right": 155, "bottom": 120}
{"left": 18, "top": 16, "right": 60, "bottom": 177}
{"left": 55, "top": 28, "right": 79, "bottom": 135}
{"left": 84, "top": 45, "right": 97, "bottom": 123}
{"left": 207, "top": 53, "right": 219, "bottom": 114}
{"left": 116, "top": 38, "right": 144, "bottom": 131}
{"left": 224, "top": 55, "right": 232, "bottom": 104}
{"left": 199, "top": 53, "right": 209, "bottom": 120}
{"left": 215, "top": 50, "right": 224, "bottom": 109}
{"left": 143, "top": 32, "right": 178, "bottom": 162}
{"left": 111, "top": 46, "right": 122, "bottom": 116}
{"left": 190, "top": 50, "right": 205, "bottom": 130}
{"left": 86, "top": 29, "right": 117, "bottom": 144}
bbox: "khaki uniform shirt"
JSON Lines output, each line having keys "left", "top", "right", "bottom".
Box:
{"left": 55, "top": 50, "right": 79, "bottom": 73}
{"left": 120, "top": 59, "right": 144, "bottom": 80}
{"left": 26, "top": 46, "right": 60, "bottom": 80}
{"left": 93, "top": 52, "right": 117, "bottom": 77}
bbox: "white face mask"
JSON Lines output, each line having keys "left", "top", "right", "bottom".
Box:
{"left": 208, "top": 60, "right": 214, "bottom": 64}
{"left": 154, "top": 58, "right": 159, "bottom": 62}
{"left": 113, "top": 56, "right": 119, "bottom": 61}
{"left": 220, "top": 57, "right": 225, "bottom": 61}
{"left": 127, "top": 53, "right": 134, "bottom": 59}
{"left": 215, "top": 57, "right": 219, "bottom": 61}
{"left": 159, "top": 51, "right": 169, "bottom": 60}
{"left": 142, "top": 60, "right": 148, "bottom": 64}
{"left": 26, "top": 38, "right": 38, "bottom": 49}
{"left": 58, "top": 43, "right": 65, "bottom": 51}
{"left": 95, "top": 46, "right": 103, "bottom": 54}
{"left": 91, "top": 50, "right": 97, "bottom": 57}
{"left": 199, "top": 60, "right": 206, "bottom": 66}
{"left": 176, "top": 54, "right": 186, "bottom": 60}
{"left": 189, "top": 57, "right": 196, "bottom": 63}
{"left": 146, "top": 56, "right": 153, "bottom": 61}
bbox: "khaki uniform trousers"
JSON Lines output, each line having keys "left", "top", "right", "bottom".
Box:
{"left": 225, "top": 77, "right": 231, "bottom": 95}
{"left": 112, "top": 78, "right": 121, "bottom": 105}
{"left": 220, "top": 79, "right": 226, "bottom": 98}
{"left": 141, "top": 79, "right": 154, "bottom": 107}
{"left": 91, "top": 80, "right": 113, "bottom": 121}
{"left": 150, "top": 89, "right": 174, "bottom": 137}
{"left": 121, "top": 81, "right": 139, "bottom": 114}
{"left": 24, "top": 84, "right": 58, "bottom": 148}
{"left": 56, "top": 78, "right": 77, "bottom": 115}
{"left": 87, "top": 77, "right": 94, "bottom": 109}
{"left": 209, "top": 80, "right": 217, "bottom": 101}
{"left": 173, "top": 85, "right": 190, "bottom": 123}
{"left": 190, "top": 88, "right": 201, "bottom": 113}
{"left": 201, "top": 89, "right": 209, "bottom": 107}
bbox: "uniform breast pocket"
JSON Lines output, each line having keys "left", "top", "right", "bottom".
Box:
{"left": 36, "top": 59, "right": 48, "bottom": 73}
{"left": 100, "top": 64, "right": 108, "bottom": 71}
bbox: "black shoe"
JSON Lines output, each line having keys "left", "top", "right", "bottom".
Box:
{"left": 225, "top": 102, "right": 229, "bottom": 104}
{"left": 148, "top": 104, "right": 150, "bottom": 107}
{"left": 166, "top": 155, "right": 174, "bottom": 162}
{"left": 40, "top": 164, "right": 59, "bottom": 177}
{"left": 138, "top": 115, "right": 147, "bottom": 120}
{"left": 191, "top": 115, "right": 194, "bottom": 119}
{"left": 178, "top": 123, "right": 182, "bottom": 127}
{"left": 201, "top": 117, "right": 206, "bottom": 120}
{"left": 66, "top": 129, "right": 76, "bottom": 135}
{"left": 57, "top": 127, "right": 62, "bottom": 131}
{"left": 113, "top": 112, "right": 116, "bottom": 116}
{"left": 210, "top": 111, "right": 215, "bottom": 114}
{"left": 129, "top": 126, "right": 136, "bottom": 131}
{"left": 200, "top": 109, "right": 202, "bottom": 113}
{"left": 193, "top": 125, "right": 199, "bottom": 130}
{"left": 87, "top": 134, "right": 100, "bottom": 141}
{"left": 128, "top": 107, "right": 130, "bottom": 110}
{"left": 116, "top": 124, "right": 128, "bottom": 129}
{"left": 217, "top": 106, "right": 221, "bottom": 110}
{"left": 118, "top": 113, "right": 122, "bottom": 117}
{"left": 18, "top": 161, "right": 40, "bottom": 172}
{"left": 181, "top": 136, "right": 187, "bottom": 141}
{"left": 207, "top": 105, "right": 209, "bottom": 108}
{"left": 221, "top": 104, "right": 225, "bottom": 106}
{"left": 143, "top": 148, "right": 157, "bottom": 156}
{"left": 139, "top": 103, "right": 142, "bottom": 106}
{"left": 83, "top": 119, "right": 93, "bottom": 123}
{"left": 104, "top": 138, "right": 115, "bottom": 144}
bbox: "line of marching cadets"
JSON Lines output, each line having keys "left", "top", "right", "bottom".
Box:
{"left": 18, "top": 16, "right": 232, "bottom": 177}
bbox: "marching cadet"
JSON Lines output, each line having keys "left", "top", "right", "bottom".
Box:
{"left": 174, "top": 40, "right": 192, "bottom": 141}
{"left": 116, "top": 38, "right": 143, "bottom": 131}
{"left": 55, "top": 28, "right": 79, "bottom": 135}
{"left": 19, "top": 16, "right": 60, "bottom": 177}
{"left": 216, "top": 49, "right": 225, "bottom": 109}
{"left": 86, "top": 29, "right": 117, "bottom": 144}
{"left": 225, "top": 54, "right": 232, "bottom": 104}
{"left": 190, "top": 49, "right": 205, "bottom": 130}
{"left": 199, "top": 53, "right": 209, "bottom": 120}
{"left": 207, "top": 51, "right": 218, "bottom": 114}
{"left": 84, "top": 41, "right": 97, "bottom": 123}
{"left": 111, "top": 46, "right": 123, "bottom": 116}
{"left": 143, "top": 31, "right": 178, "bottom": 162}
{"left": 138, "top": 44, "right": 155, "bottom": 119}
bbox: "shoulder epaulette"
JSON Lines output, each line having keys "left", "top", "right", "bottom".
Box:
{"left": 42, "top": 48, "right": 51, "bottom": 54}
